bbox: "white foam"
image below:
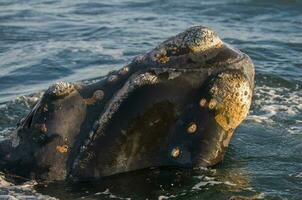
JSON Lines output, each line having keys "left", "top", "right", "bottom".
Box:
{"left": 192, "top": 175, "right": 223, "bottom": 190}
{"left": 289, "top": 172, "right": 302, "bottom": 178}
{"left": 246, "top": 85, "right": 302, "bottom": 132}
{"left": 0, "top": 177, "right": 57, "bottom": 200}
{"left": 158, "top": 194, "right": 176, "bottom": 200}
{"left": 94, "top": 188, "right": 130, "bottom": 199}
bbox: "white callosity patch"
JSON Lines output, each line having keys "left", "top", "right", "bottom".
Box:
{"left": 158, "top": 26, "right": 222, "bottom": 54}
{"left": 150, "top": 26, "right": 223, "bottom": 65}
{"left": 182, "top": 26, "right": 222, "bottom": 53}
{"left": 46, "top": 81, "right": 75, "bottom": 98}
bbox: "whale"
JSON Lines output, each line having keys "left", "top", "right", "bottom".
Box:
{"left": 0, "top": 26, "right": 254, "bottom": 181}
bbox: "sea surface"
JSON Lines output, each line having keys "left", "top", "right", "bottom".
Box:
{"left": 0, "top": 0, "right": 301, "bottom": 199}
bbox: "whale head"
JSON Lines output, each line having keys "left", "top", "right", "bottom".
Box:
{"left": 0, "top": 26, "right": 255, "bottom": 181}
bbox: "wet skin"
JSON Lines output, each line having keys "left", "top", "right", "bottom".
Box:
{"left": 0, "top": 26, "right": 254, "bottom": 181}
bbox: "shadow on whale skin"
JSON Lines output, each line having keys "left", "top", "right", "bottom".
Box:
{"left": 0, "top": 26, "right": 254, "bottom": 181}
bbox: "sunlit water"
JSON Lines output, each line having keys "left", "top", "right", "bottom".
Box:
{"left": 0, "top": 0, "right": 301, "bottom": 199}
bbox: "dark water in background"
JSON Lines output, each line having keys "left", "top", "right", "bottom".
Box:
{"left": 0, "top": 0, "right": 301, "bottom": 199}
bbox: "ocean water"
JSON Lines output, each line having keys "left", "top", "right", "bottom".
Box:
{"left": 0, "top": 0, "right": 301, "bottom": 199}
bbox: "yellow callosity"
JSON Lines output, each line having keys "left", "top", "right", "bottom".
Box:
{"left": 84, "top": 90, "right": 104, "bottom": 106}
{"left": 208, "top": 99, "right": 217, "bottom": 110}
{"left": 209, "top": 72, "right": 252, "bottom": 146}
{"left": 155, "top": 53, "right": 170, "bottom": 64}
{"left": 56, "top": 145, "right": 68, "bottom": 154}
{"left": 215, "top": 42, "right": 222, "bottom": 49}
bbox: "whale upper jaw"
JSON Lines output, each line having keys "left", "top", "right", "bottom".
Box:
{"left": 134, "top": 26, "right": 254, "bottom": 88}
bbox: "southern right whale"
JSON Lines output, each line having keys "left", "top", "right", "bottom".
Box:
{"left": 0, "top": 26, "right": 254, "bottom": 181}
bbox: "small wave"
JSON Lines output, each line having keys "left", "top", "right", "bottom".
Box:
{"left": 0, "top": 92, "right": 43, "bottom": 136}
{"left": 0, "top": 40, "right": 124, "bottom": 75}
{"left": 43, "top": 41, "right": 124, "bottom": 59}
{"left": 287, "top": 123, "right": 302, "bottom": 135}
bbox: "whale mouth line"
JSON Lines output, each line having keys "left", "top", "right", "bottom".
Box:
{"left": 150, "top": 67, "right": 208, "bottom": 72}
{"left": 146, "top": 43, "right": 248, "bottom": 72}
{"left": 148, "top": 54, "right": 247, "bottom": 71}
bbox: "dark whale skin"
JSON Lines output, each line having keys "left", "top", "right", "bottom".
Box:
{"left": 0, "top": 26, "right": 254, "bottom": 181}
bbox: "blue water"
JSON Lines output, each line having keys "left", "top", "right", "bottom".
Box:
{"left": 0, "top": 0, "right": 301, "bottom": 199}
